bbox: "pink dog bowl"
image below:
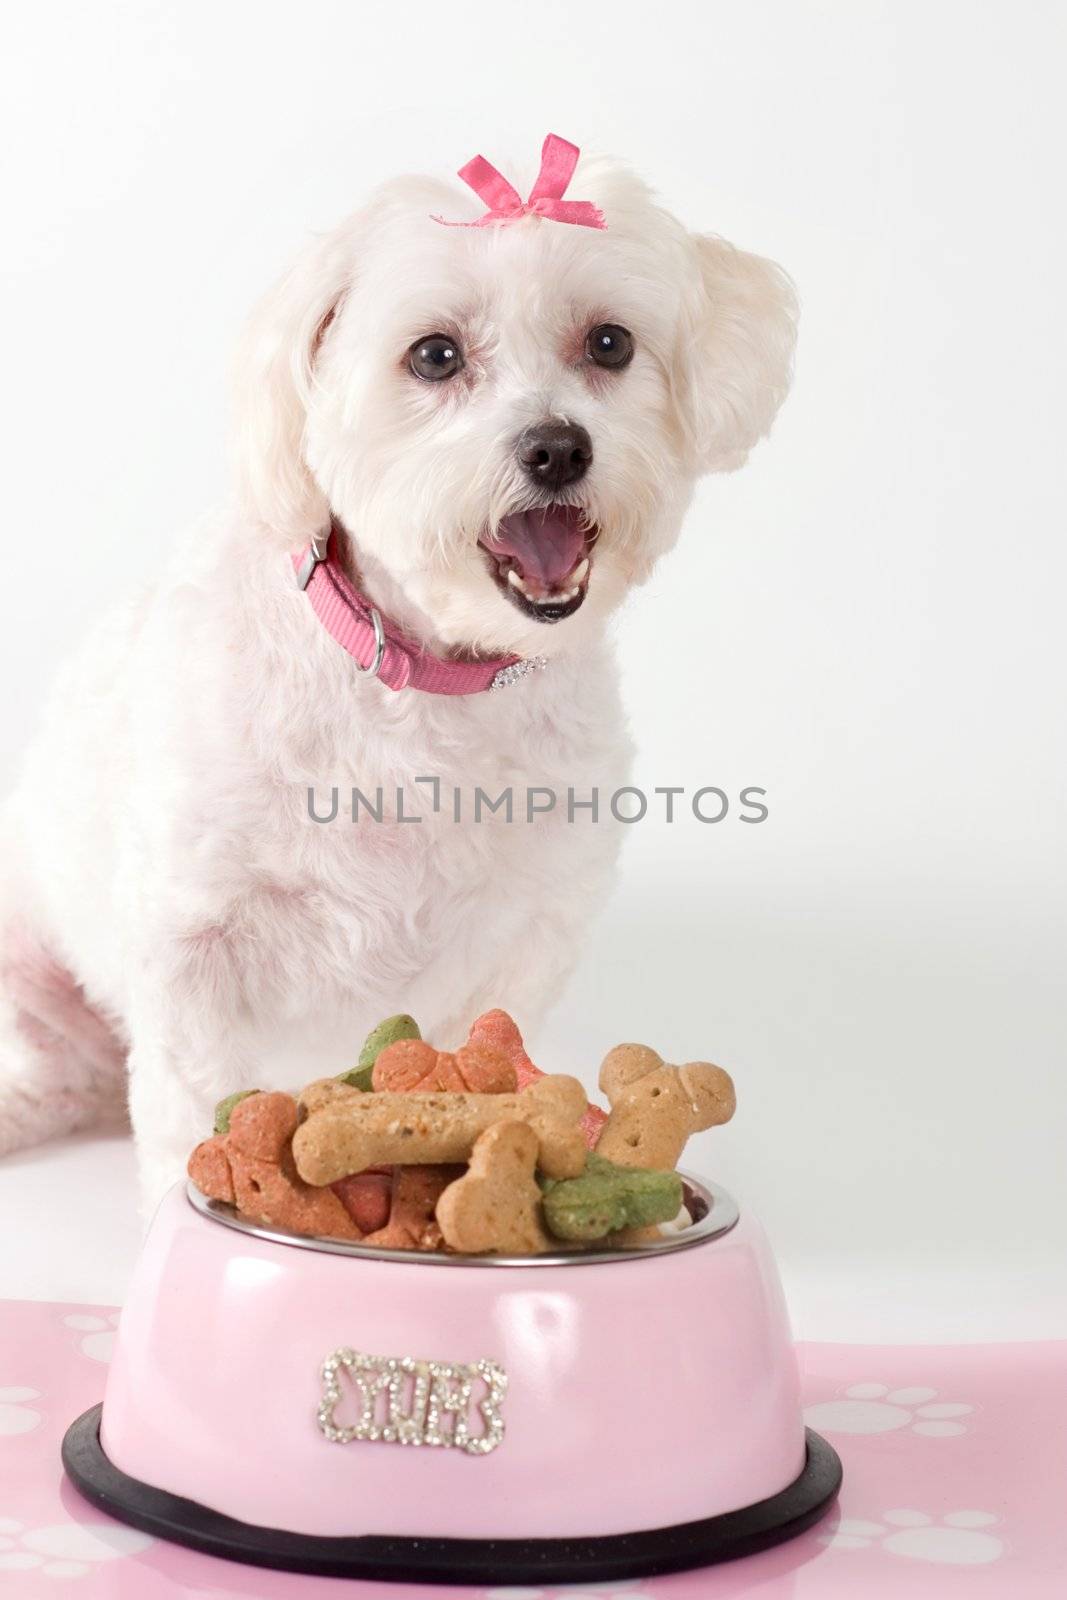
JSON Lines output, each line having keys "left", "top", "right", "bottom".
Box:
{"left": 62, "top": 1177, "right": 840, "bottom": 1584}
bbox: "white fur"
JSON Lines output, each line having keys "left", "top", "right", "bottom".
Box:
{"left": 0, "top": 149, "right": 795, "bottom": 1213}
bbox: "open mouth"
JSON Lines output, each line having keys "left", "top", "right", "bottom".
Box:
{"left": 479, "top": 506, "right": 594, "bottom": 623}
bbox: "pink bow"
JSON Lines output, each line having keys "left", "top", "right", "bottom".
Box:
{"left": 433, "top": 133, "right": 606, "bottom": 230}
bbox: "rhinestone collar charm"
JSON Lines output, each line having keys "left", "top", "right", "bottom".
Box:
{"left": 489, "top": 656, "right": 548, "bottom": 692}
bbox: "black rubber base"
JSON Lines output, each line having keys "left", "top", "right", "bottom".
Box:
{"left": 63, "top": 1406, "right": 841, "bottom": 1586}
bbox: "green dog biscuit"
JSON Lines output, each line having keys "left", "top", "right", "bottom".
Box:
{"left": 213, "top": 1089, "right": 262, "bottom": 1135}
{"left": 339, "top": 1013, "right": 422, "bottom": 1092}
{"left": 335, "top": 1065, "right": 375, "bottom": 1092}
{"left": 542, "top": 1153, "right": 683, "bottom": 1242}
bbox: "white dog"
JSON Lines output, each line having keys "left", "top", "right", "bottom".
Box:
{"left": 0, "top": 137, "right": 795, "bottom": 1212}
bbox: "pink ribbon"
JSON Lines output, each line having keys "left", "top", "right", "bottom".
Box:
{"left": 433, "top": 133, "right": 605, "bottom": 230}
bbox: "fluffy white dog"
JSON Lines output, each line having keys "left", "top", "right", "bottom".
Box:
{"left": 0, "top": 138, "right": 796, "bottom": 1212}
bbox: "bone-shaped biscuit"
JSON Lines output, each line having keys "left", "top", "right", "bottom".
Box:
{"left": 436, "top": 1122, "right": 554, "bottom": 1254}
{"left": 373, "top": 1038, "right": 516, "bottom": 1094}
{"left": 595, "top": 1044, "right": 735, "bottom": 1170}
{"left": 298, "top": 1077, "right": 363, "bottom": 1116}
{"left": 361, "top": 1164, "right": 463, "bottom": 1251}
{"left": 188, "top": 1091, "right": 364, "bottom": 1241}
{"left": 465, "top": 1009, "right": 608, "bottom": 1146}
{"left": 292, "top": 1073, "right": 589, "bottom": 1186}
{"left": 541, "top": 1153, "right": 683, "bottom": 1242}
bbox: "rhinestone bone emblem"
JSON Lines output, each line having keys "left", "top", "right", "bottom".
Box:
{"left": 489, "top": 655, "right": 548, "bottom": 692}
{"left": 318, "top": 1347, "right": 508, "bottom": 1456}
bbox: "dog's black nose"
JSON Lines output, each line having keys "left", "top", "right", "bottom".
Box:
{"left": 517, "top": 420, "right": 593, "bottom": 492}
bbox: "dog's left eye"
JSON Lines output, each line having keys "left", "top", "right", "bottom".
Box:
{"left": 586, "top": 323, "right": 634, "bottom": 370}
{"left": 409, "top": 334, "right": 464, "bottom": 381}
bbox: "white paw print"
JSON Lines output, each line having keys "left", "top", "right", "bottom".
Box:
{"left": 0, "top": 1518, "right": 153, "bottom": 1579}
{"left": 0, "top": 1386, "right": 42, "bottom": 1436}
{"left": 804, "top": 1382, "right": 973, "bottom": 1436}
{"left": 63, "top": 1312, "right": 121, "bottom": 1364}
{"left": 820, "top": 1509, "right": 1003, "bottom": 1565}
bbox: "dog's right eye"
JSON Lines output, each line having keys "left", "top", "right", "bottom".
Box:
{"left": 409, "top": 334, "right": 464, "bottom": 381}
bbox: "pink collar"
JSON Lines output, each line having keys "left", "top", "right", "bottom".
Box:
{"left": 292, "top": 528, "right": 547, "bottom": 695}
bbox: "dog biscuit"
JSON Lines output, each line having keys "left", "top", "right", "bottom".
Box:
{"left": 336, "top": 1013, "right": 423, "bottom": 1091}
{"left": 213, "top": 1088, "right": 262, "bottom": 1135}
{"left": 331, "top": 1170, "right": 393, "bottom": 1233}
{"left": 436, "top": 1122, "right": 553, "bottom": 1254}
{"left": 466, "top": 1008, "right": 608, "bottom": 1146}
{"left": 362, "top": 1164, "right": 463, "bottom": 1251}
{"left": 188, "top": 1091, "right": 363, "bottom": 1241}
{"left": 187, "top": 1132, "right": 236, "bottom": 1204}
{"left": 596, "top": 1044, "right": 735, "bottom": 1170}
{"left": 541, "top": 1153, "right": 683, "bottom": 1242}
{"left": 293, "top": 1072, "right": 588, "bottom": 1186}
{"left": 297, "top": 1077, "right": 364, "bottom": 1116}
{"left": 372, "top": 1037, "right": 516, "bottom": 1094}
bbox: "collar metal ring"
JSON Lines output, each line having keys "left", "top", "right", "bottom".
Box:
{"left": 355, "top": 607, "right": 386, "bottom": 678}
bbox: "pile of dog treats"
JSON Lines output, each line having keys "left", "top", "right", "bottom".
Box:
{"left": 187, "top": 1009, "right": 736, "bottom": 1254}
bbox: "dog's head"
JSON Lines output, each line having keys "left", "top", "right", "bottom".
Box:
{"left": 234, "top": 150, "right": 796, "bottom": 658}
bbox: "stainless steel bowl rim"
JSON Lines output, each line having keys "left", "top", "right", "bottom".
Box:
{"left": 184, "top": 1173, "right": 739, "bottom": 1267}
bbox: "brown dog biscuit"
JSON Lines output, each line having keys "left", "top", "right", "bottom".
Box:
{"left": 297, "top": 1077, "right": 364, "bottom": 1116}
{"left": 372, "top": 1038, "right": 516, "bottom": 1094}
{"left": 292, "top": 1073, "right": 588, "bottom": 1186}
{"left": 595, "top": 1045, "right": 735, "bottom": 1170}
{"left": 436, "top": 1122, "right": 553, "bottom": 1254}
{"left": 188, "top": 1091, "right": 363, "bottom": 1241}
{"left": 597, "top": 1043, "right": 663, "bottom": 1097}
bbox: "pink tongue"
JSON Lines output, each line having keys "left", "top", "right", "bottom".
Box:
{"left": 485, "top": 507, "right": 587, "bottom": 589}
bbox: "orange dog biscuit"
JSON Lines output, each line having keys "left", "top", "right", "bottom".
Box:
{"left": 372, "top": 1038, "right": 516, "bottom": 1094}
{"left": 331, "top": 1170, "right": 393, "bottom": 1232}
{"left": 362, "top": 1164, "right": 463, "bottom": 1251}
{"left": 292, "top": 1073, "right": 588, "bottom": 1186}
{"left": 466, "top": 1009, "right": 608, "bottom": 1146}
{"left": 188, "top": 1091, "right": 363, "bottom": 1241}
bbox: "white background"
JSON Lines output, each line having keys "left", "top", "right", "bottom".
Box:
{"left": 1, "top": 1, "right": 1064, "bottom": 1340}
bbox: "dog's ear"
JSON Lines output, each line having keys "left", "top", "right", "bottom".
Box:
{"left": 232, "top": 223, "right": 356, "bottom": 540}
{"left": 675, "top": 235, "right": 798, "bottom": 474}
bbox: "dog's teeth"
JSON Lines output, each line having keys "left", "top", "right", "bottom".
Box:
{"left": 573, "top": 558, "right": 589, "bottom": 583}
{"left": 504, "top": 566, "right": 584, "bottom": 608}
